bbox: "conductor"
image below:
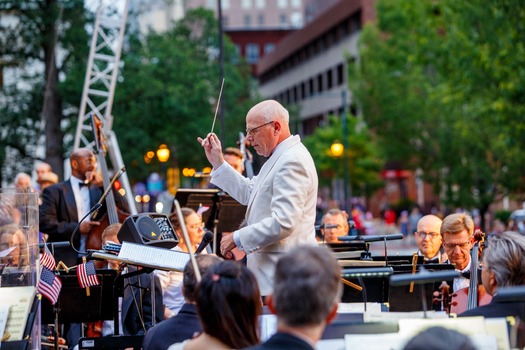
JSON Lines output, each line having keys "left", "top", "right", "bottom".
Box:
{"left": 198, "top": 99, "right": 318, "bottom": 296}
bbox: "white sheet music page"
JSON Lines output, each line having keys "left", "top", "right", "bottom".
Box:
{"left": 118, "top": 242, "right": 190, "bottom": 271}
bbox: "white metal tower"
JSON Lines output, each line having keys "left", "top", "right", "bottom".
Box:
{"left": 73, "top": 0, "right": 137, "bottom": 214}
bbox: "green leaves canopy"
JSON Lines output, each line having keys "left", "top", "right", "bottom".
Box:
{"left": 351, "top": 0, "right": 525, "bottom": 217}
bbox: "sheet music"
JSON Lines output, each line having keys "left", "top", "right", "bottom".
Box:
{"left": 118, "top": 242, "right": 190, "bottom": 272}
{"left": 0, "top": 286, "right": 35, "bottom": 341}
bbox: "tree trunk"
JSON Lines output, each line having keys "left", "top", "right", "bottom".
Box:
{"left": 42, "top": 0, "right": 65, "bottom": 179}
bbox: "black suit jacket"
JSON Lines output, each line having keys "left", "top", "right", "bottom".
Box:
{"left": 142, "top": 303, "right": 201, "bottom": 350}
{"left": 246, "top": 332, "right": 315, "bottom": 350}
{"left": 458, "top": 299, "right": 525, "bottom": 320}
{"left": 39, "top": 180, "right": 104, "bottom": 266}
{"left": 121, "top": 269, "right": 164, "bottom": 336}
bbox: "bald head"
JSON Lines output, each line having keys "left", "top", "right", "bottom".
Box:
{"left": 70, "top": 148, "right": 96, "bottom": 180}
{"left": 415, "top": 215, "right": 443, "bottom": 260}
{"left": 246, "top": 100, "right": 291, "bottom": 157}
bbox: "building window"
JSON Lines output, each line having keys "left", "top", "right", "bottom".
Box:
{"left": 337, "top": 64, "right": 345, "bottom": 86}
{"left": 264, "top": 43, "right": 275, "bottom": 54}
{"left": 256, "top": 0, "right": 265, "bottom": 8}
{"left": 244, "top": 15, "right": 252, "bottom": 27}
{"left": 309, "top": 78, "right": 314, "bottom": 95}
{"left": 290, "top": 12, "right": 302, "bottom": 28}
{"left": 317, "top": 74, "right": 323, "bottom": 93}
{"left": 279, "top": 13, "right": 287, "bottom": 26}
{"left": 291, "top": 0, "right": 300, "bottom": 7}
{"left": 246, "top": 43, "right": 260, "bottom": 63}
{"left": 301, "top": 82, "right": 306, "bottom": 99}
{"left": 277, "top": 0, "right": 288, "bottom": 9}
{"left": 326, "top": 68, "right": 333, "bottom": 89}
{"left": 242, "top": 0, "right": 252, "bottom": 9}
{"left": 222, "top": 16, "right": 229, "bottom": 27}
{"left": 258, "top": 14, "right": 265, "bottom": 25}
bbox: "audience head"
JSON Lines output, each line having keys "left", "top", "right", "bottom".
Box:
{"left": 481, "top": 231, "right": 525, "bottom": 296}
{"left": 169, "top": 207, "right": 204, "bottom": 252}
{"left": 35, "top": 162, "right": 52, "bottom": 182}
{"left": 196, "top": 260, "right": 261, "bottom": 348}
{"left": 38, "top": 172, "right": 59, "bottom": 192}
{"left": 415, "top": 215, "right": 443, "bottom": 260}
{"left": 271, "top": 245, "right": 341, "bottom": 328}
{"left": 223, "top": 147, "right": 244, "bottom": 174}
{"left": 404, "top": 326, "right": 475, "bottom": 350}
{"left": 182, "top": 254, "right": 223, "bottom": 303}
{"left": 245, "top": 100, "right": 291, "bottom": 157}
{"left": 70, "top": 148, "right": 97, "bottom": 181}
{"left": 0, "top": 223, "right": 28, "bottom": 267}
{"left": 440, "top": 213, "right": 474, "bottom": 270}
{"left": 14, "top": 172, "right": 32, "bottom": 191}
{"left": 321, "top": 209, "right": 349, "bottom": 243}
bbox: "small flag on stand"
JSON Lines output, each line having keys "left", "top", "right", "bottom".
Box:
{"left": 37, "top": 246, "right": 62, "bottom": 305}
{"left": 77, "top": 260, "right": 100, "bottom": 289}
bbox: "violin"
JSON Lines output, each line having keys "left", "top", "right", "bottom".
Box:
{"left": 449, "top": 229, "right": 492, "bottom": 314}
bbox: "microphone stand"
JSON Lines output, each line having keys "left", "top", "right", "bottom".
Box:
{"left": 173, "top": 199, "right": 201, "bottom": 282}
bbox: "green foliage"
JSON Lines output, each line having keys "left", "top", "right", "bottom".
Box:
{"left": 351, "top": 0, "right": 525, "bottom": 219}
{"left": 112, "top": 8, "right": 255, "bottom": 182}
{"left": 303, "top": 115, "right": 384, "bottom": 197}
{"left": 0, "top": 0, "right": 91, "bottom": 181}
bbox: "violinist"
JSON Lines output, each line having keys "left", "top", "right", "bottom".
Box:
{"left": 40, "top": 148, "right": 104, "bottom": 267}
{"left": 440, "top": 213, "right": 475, "bottom": 292}
{"left": 459, "top": 231, "right": 525, "bottom": 320}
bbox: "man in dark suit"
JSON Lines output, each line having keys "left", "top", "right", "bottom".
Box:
{"left": 459, "top": 230, "right": 525, "bottom": 320}
{"left": 247, "top": 245, "right": 341, "bottom": 350}
{"left": 142, "top": 254, "right": 223, "bottom": 350}
{"left": 40, "top": 148, "right": 104, "bottom": 267}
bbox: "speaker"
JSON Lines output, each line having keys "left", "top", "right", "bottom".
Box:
{"left": 117, "top": 213, "right": 179, "bottom": 249}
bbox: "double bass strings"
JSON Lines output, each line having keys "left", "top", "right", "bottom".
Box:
{"left": 210, "top": 78, "right": 225, "bottom": 134}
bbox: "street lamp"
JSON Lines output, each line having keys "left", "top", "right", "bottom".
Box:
{"left": 331, "top": 139, "right": 350, "bottom": 212}
{"left": 156, "top": 144, "right": 170, "bottom": 163}
{"left": 331, "top": 141, "right": 344, "bottom": 158}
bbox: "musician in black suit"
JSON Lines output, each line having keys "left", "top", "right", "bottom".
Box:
{"left": 39, "top": 148, "right": 105, "bottom": 267}
{"left": 459, "top": 231, "right": 525, "bottom": 320}
{"left": 246, "top": 245, "right": 341, "bottom": 350}
{"left": 142, "top": 254, "right": 223, "bottom": 350}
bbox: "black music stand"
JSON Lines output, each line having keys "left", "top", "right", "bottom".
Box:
{"left": 173, "top": 189, "right": 220, "bottom": 229}
{"left": 41, "top": 269, "right": 117, "bottom": 324}
{"left": 174, "top": 189, "right": 246, "bottom": 256}
{"left": 388, "top": 263, "right": 455, "bottom": 312}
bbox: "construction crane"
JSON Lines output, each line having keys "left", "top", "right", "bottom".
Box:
{"left": 73, "top": 0, "right": 137, "bottom": 214}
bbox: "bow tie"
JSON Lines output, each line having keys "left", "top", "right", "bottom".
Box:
{"left": 79, "top": 182, "right": 89, "bottom": 188}
{"left": 424, "top": 257, "right": 439, "bottom": 264}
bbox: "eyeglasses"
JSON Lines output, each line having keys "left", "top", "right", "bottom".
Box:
{"left": 187, "top": 223, "right": 205, "bottom": 230}
{"left": 416, "top": 231, "right": 440, "bottom": 239}
{"left": 246, "top": 121, "right": 274, "bottom": 136}
{"left": 442, "top": 241, "right": 471, "bottom": 250}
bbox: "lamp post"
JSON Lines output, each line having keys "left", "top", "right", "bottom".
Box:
{"left": 330, "top": 140, "right": 346, "bottom": 211}
{"left": 157, "top": 144, "right": 170, "bottom": 187}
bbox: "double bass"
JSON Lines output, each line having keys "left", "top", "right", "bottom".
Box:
{"left": 85, "top": 115, "right": 128, "bottom": 254}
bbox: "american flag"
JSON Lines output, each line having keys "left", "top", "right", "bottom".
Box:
{"left": 40, "top": 245, "right": 56, "bottom": 270}
{"left": 38, "top": 267, "right": 62, "bottom": 305}
{"left": 77, "top": 261, "right": 100, "bottom": 288}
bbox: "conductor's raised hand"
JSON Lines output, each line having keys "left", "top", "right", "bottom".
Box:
{"left": 197, "top": 133, "right": 224, "bottom": 169}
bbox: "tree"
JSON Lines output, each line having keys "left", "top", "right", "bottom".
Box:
{"left": 303, "top": 114, "right": 384, "bottom": 201}
{"left": 112, "top": 8, "right": 255, "bottom": 183}
{"left": 351, "top": 0, "right": 525, "bottom": 228}
{"left": 0, "top": 1, "right": 90, "bottom": 182}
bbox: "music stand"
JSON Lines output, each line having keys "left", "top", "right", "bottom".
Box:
{"left": 173, "top": 189, "right": 220, "bottom": 228}
{"left": 388, "top": 264, "right": 456, "bottom": 312}
{"left": 41, "top": 269, "right": 117, "bottom": 324}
